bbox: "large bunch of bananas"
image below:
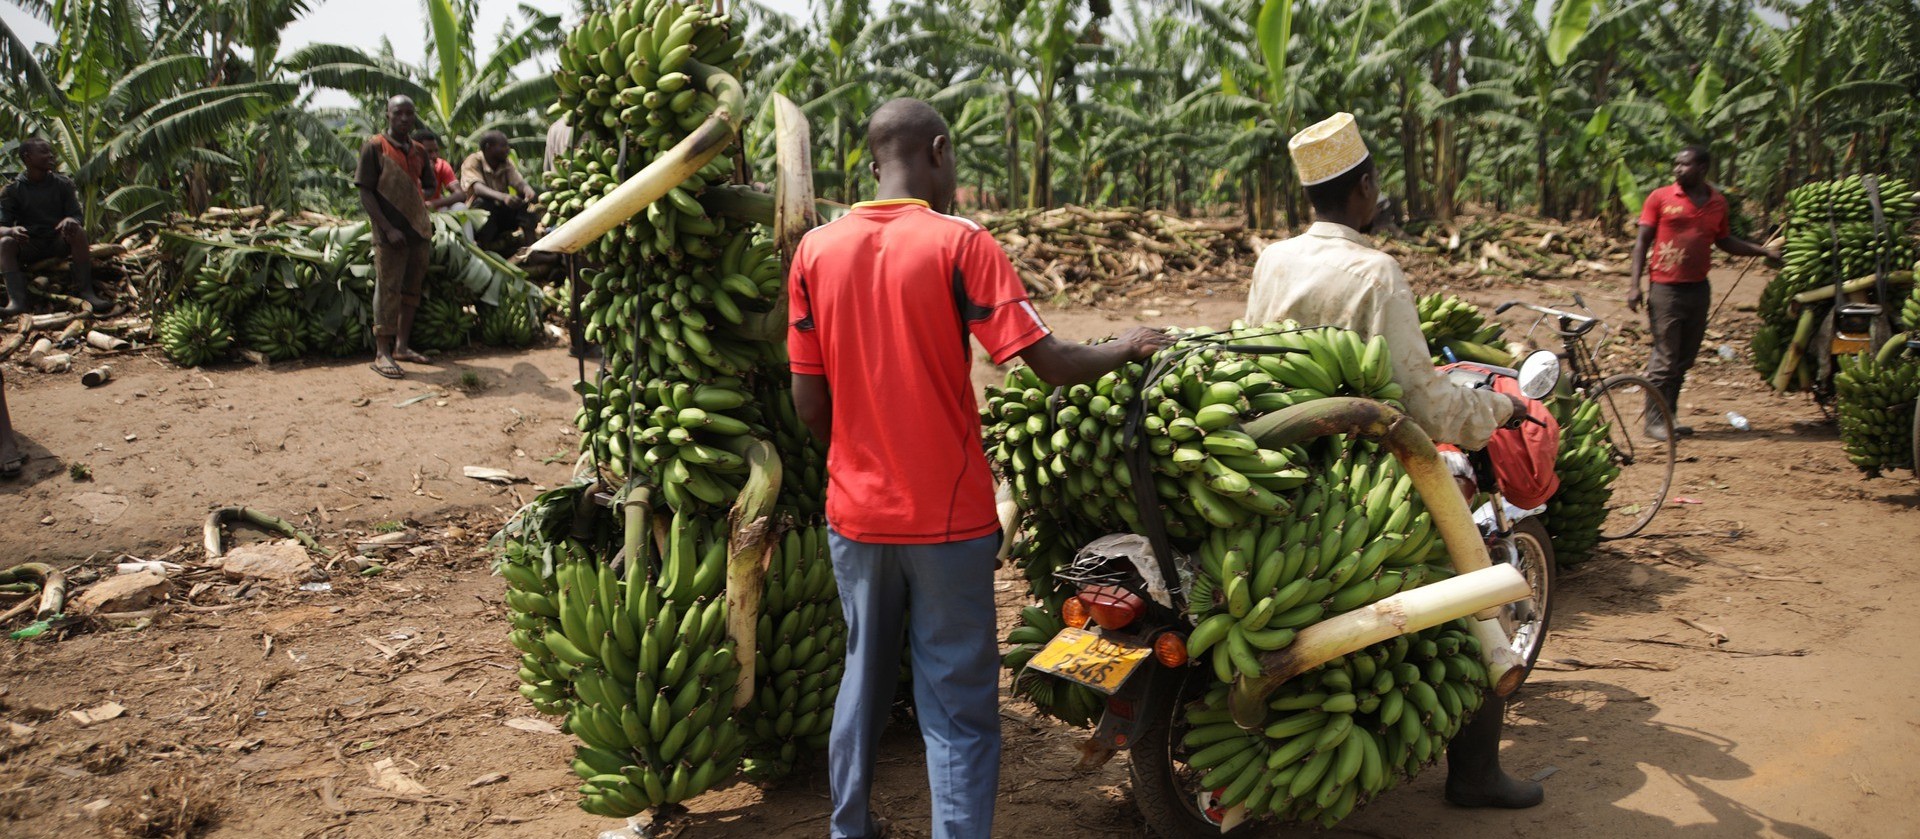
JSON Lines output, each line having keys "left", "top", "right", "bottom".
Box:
{"left": 1177, "top": 621, "right": 1487, "bottom": 827}
{"left": 1752, "top": 176, "right": 1918, "bottom": 388}
{"left": 157, "top": 300, "right": 235, "bottom": 367}
{"left": 552, "top": 0, "right": 742, "bottom": 142}
{"left": 499, "top": 482, "right": 844, "bottom": 815}
{"left": 480, "top": 300, "right": 541, "bottom": 348}
{"left": 1416, "top": 293, "right": 1506, "bottom": 365}
{"left": 1540, "top": 396, "right": 1618, "bottom": 562}
{"left": 984, "top": 324, "right": 1404, "bottom": 544}
{"left": 412, "top": 296, "right": 476, "bottom": 351}
{"left": 240, "top": 303, "right": 310, "bottom": 362}
{"left": 1834, "top": 348, "right": 1919, "bottom": 474}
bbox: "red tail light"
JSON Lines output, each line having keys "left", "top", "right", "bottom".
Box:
{"left": 1078, "top": 585, "right": 1144, "bottom": 630}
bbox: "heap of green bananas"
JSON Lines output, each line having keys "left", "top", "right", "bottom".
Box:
{"left": 1177, "top": 622, "right": 1488, "bottom": 827}
{"left": 1834, "top": 348, "right": 1919, "bottom": 474}
{"left": 162, "top": 214, "right": 542, "bottom": 366}
{"left": 1416, "top": 293, "right": 1507, "bottom": 365}
{"left": 1540, "top": 396, "right": 1618, "bottom": 562}
{"left": 1753, "top": 176, "right": 1918, "bottom": 387}
{"left": 157, "top": 299, "right": 235, "bottom": 367}
{"left": 412, "top": 296, "right": 476, "bottom": 351}
{"left": 503, "top": 0, "right": 844, "bottom": 818}
{"left": 480, "top": 300, "right": 541, "bottom": 348}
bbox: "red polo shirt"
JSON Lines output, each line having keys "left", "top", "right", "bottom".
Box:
{"left": 788, "top": 199, "right": 1050, "bottom": 544}
{"left": 1639, "top": 183, "right": 1731, "bottom": 284}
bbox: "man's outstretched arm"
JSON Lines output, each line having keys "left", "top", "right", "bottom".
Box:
{"left": 1017, "top": 327, "right": 1173, "bottom": 387}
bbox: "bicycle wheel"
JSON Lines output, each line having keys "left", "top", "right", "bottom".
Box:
{"left": 1586, "top": 373, "right": 1677, "bottom": 539}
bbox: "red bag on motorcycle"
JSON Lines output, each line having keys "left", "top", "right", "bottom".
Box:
{"left": 1482, "top": 376, "right": 1561, "bottom": 509}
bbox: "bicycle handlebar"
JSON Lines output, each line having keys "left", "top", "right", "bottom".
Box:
{"left": 1498, "top": 300, "right": 1600, "bottom": 336}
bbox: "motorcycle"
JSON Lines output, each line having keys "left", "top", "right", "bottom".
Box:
{"left": 1018, "top": 350, "right": 1563, "bottom": 837}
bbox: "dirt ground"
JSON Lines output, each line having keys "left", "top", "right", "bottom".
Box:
{"left": 2, "top": 256, "right": 1917, "bottom": 839}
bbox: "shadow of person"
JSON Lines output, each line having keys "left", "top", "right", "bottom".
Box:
{"left": 1330, "top": 678, "right": 1831, "bottom": 839}
{"left": 0, "top": 429, "right": 60, "bottom": 492}
{"left": 403, "top": 354, "right": 574, "bottom": 404}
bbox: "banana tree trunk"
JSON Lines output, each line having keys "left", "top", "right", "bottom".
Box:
{"left": 529, "top": 61, "right": 743, "bottom": 254}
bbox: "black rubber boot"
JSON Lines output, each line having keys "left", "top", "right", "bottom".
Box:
{"left": 0, "top": 271, "right": 29, "bottom": 317}
{"left": 72, "top": 261, "right": 109, "bottom": 313}
{"left": 1444, "top": 694, "right": 1545, "bottom": 809}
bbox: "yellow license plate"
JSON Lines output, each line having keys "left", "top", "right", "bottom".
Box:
{"left": 1028, "top": 627, "right": 1150, "bottom": 693}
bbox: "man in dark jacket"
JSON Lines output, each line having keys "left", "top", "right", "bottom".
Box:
{"left": 0, "top": 138, "right": 105, "bottom": 315}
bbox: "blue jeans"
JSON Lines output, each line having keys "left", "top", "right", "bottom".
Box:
{"left": 827, "top": 530, "right": 1002, "bottom": 839}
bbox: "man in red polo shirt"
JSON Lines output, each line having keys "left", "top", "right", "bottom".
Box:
{"left": 1628, "top": 145, "right": 1779, "bottom": 440}
{"left": 788, "top": 98, "right": 1170, "bottom": 839}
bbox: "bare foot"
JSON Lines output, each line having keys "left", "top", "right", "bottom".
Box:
{"left": 393, "top": 348, "right": 431, "bottom": 364}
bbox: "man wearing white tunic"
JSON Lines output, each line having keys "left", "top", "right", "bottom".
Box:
{"left": 1244, "top": 112, "right": 1544, "bottom": 809}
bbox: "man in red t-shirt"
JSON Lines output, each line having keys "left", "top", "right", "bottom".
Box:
{"left": 1628, "top": 145, "right": 1779, "bottom": 440}
{"left": 789, "top": 98, "right": 1169, "bottom": 839}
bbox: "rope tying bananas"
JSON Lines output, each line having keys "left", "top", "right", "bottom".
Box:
{"left": 495, "top": 0, "right": 844, "bottom": 820}
{"left": 989, "top": 322, "right": 1507, "bottom": 827}
{"left": 156, "top": 213, "right": 542, "bottom": 366}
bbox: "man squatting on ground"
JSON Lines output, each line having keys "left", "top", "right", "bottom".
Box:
{"left": 1626, "top": 145, "right": 1780, "bottom": 441}
{"left": 787, "top": 98, "right": 1173, "bottom": 839}
{"left": 1245, "top": 112, "right": 1543, "bottom": 810}
{"left": 0, "top": 138, "right": 106, "bottom": 316}
{"left": 357, "top": 96, "right": 437, "bottom": 379}
{"left": 459, "top": 130, "right": 540, "bottom": 254}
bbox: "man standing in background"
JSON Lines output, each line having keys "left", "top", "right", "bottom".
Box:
{"left": 357, "top": 96, "right": 436, "bottom": 379}
{"left": 1627, "top": 145, "right": 1780, "bottom": 440}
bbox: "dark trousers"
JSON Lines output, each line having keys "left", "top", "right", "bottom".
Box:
{"left": 472, "top": 198, "right": 530, "bottom": 251}
{"left": 1643, "top": 281, "right": 1711, "bottom": 420}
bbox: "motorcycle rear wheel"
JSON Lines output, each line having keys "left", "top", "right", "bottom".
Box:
{"left": 1499, "top": 518, "right": 1556, "bottom": 686}
{"left": 1129, "top": 666, "right": 1284, "bottom": 838}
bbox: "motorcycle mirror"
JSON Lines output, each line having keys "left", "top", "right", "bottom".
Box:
{"left": 1517, "top": 350, "right": 1561, "bottom": 400}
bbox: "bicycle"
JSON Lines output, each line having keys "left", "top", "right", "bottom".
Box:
{"left": 1496, "top": 297, "right": 1676, "bottom": 540}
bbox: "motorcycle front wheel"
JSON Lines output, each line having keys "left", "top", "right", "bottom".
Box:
{"left": 1498, "top": 517, "right": 1556, "bottom": 686}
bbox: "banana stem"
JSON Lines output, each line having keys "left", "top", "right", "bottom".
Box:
{"left": 726, "top": 440, "right": 783, "bottom": 709}
{"left": 1240, "top": 397, "right": 1524, "bottom": 700}
{"left": 772, "top": 94, "right": 819, "bottom": 273}
{"left": 1773, "top": 307, "right": 1820, "bottom": 392}
{"left": 203, "top": 506, "right": 332, "bottom": 558}
{"left": 1876, "top": 333, "right": 1910, "bottom": 365}
{"left": 1227, "top": 565, "right": 1531, "bottom": 729}
{"left": 0, "top": 562, "right": 66, "bottom": 620}
{"left": 530, "top": 61, "right": 745, "bottom": 255}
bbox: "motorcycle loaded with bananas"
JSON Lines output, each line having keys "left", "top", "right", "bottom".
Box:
{"left": 991, "top": 324, "right": 1561, "bottom": 836}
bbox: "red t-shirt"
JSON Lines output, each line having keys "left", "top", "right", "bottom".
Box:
{"left": 1639, "top": 183, "right": 1730, "bottom": 284}
{"left": 788, "top": 199, "right": 1050, "bottom": 544}
{"left": 430, "top": 158, "right": 458, "bottom": 199}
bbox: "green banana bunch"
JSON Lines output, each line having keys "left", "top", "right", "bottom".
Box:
{"left": 157, "top": 299, "right": 235, "bottom": 367}
{"left": 551, "top": 0, "right": 743, "bottom": 143}
{"left": 984, "top": 322, "right": 1401, "bottom": 545}
{"left": 740, "top": 524, "right": 846, "bottom": 778}
{"left": 1416, "top": 293, "right": 1505, "bottom": 364}
{"left": 191, "top": 263, "right": 261, "bottom": 318}
{"left": 480, "top": 299, "right": 542, "bottom": 348}
{"left": 1540, "top": 396, "right": 1619, "bottom": 562}
{"left": 412, "top": 297, "right": 476, "bottom": 351}
{"left": 1176, "top": 622, "right": 1488, "bottom": 828}
{"left": 1834, "top": 348, "right": 1920, "bottom": 474}
{"left": 240, "top": 303, "right": 310, "bottom": 362}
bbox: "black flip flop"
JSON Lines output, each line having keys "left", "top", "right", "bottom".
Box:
{"left": 370, "top": 360, "right": 404, "bottom": 379}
